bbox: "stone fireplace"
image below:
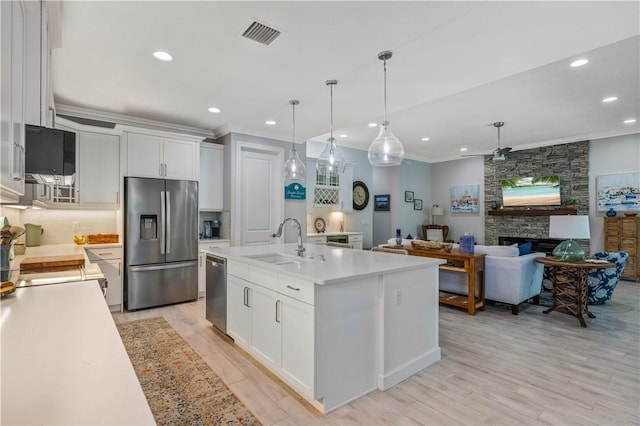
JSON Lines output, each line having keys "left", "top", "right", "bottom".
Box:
{"left": 485, "top": 141, "right": 590, "bottom": 253}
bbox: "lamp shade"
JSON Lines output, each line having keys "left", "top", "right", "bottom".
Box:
{"left": 431, "top": 206, "right": 444, "bottom": 216}
{"left": 549, "top": 215, "right": 590, "bottom": 239}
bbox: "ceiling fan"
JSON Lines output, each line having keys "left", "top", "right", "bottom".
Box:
{"left": 463, "top": 122, "right": 512, "bottom": 161}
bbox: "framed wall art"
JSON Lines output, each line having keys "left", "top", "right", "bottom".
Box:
{"left": 451, "top": 184, "right": 479, "bottom": 213}
{"left": 405, "top": 191, "right": 414, "bottom": 202}
{"left": 414, "top": 199, "right": 422, "bottom": 210}
{"left": 596, "top": 172, "right": 640, "bottom": 212}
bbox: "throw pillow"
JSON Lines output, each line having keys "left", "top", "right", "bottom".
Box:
{"left": 518, "top": 241, "right": 532, "bottom": 256}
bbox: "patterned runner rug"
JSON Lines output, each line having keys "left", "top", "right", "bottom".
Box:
{"left": 117, "top": 317, "right": 261, "bottom": 425}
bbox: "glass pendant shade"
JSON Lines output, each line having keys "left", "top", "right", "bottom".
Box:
{"left": 368, "top": 122, "right": 405, "bottom": 167}
{"left": 316, "top": 80, "right": 346, "bottom": 174}
{"left": 284, "top": 145, "right": 305, "bottom": 180}
{"left": 368, "top": 51, "right": 405, "bottom": 167}
{"left": 317, "top": 137, "right": 346, "bottom": 174}
{"left": 283, "top": 99, "right": 306, "bottom": 181}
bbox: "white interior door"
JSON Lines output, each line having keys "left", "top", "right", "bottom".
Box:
{"left": 240, "top": 148, "right": 282, "bottom": 246}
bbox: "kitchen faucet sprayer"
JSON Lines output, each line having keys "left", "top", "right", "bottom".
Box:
{"left": 272, "top": 218, "right": 305, "bottom": 257}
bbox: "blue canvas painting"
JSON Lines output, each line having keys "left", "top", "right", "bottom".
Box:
{"left": 596, "top": 172, "right": 640, "bottom": 212}
{"left": 451, "top": 185, "right": 479, "bottom": 213}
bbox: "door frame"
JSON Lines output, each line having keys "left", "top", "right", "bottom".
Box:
{"left": 232, "top": 140, "right": 284, "bottom": 245}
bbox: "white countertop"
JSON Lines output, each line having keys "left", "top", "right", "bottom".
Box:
{"left": 204, "top": 243, "right": 444, "bottom": 285}
{"left": 307, "top": 232, "right": 363, "bottom": 237}
{"left": 0, "top": 281, "right": 155, "bottom": 425}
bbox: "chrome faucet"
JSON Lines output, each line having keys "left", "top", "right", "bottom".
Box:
{"left": 272, "top": 218, "right": 305, "bottom": 257}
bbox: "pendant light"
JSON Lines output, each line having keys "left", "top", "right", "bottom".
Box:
{"left": 316, "top": 80, "right": 347, "bottom": 175}
{"left": 368, "top": 51, "right": 405, "bottom": 167}
{"left": 283, "top": 99, "right": 306, "bottom": 181}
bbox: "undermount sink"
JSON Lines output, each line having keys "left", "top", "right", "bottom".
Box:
{"left": 244, "top": 252, "right": 305, "bottom": 265}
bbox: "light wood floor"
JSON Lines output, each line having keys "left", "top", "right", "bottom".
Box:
{"left": 113, "top": 280, "right": 640, "bottom": 425}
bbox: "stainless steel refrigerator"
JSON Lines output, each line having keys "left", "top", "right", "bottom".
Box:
{"left": 124, "top": 177, "right": 198, "bottom": 310}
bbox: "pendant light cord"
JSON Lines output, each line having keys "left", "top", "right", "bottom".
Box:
{"left": 330, "top": 83, "right": 334, "bottom": 140}
{"left": 292, "top": 102, "right": 296, "bottom": 150}
{"left": 383, "top": 58, "right": 388, "bottom": 125}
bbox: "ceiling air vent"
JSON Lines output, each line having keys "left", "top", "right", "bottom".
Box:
{"left": 241, "top": 21, "right": 281, "bottom": 46}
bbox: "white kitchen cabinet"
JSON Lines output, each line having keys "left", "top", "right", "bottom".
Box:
{"left": 125, "top": 132, "right": 198, "bottom": 181}
{"left": 227, "top": 275, "right": 250, "bottom": 347}
{"left": 0, "top": 0, "right": 26, "bottom": 202}
{"left": 198, "top": 240, "right": 229, "bottom": 295}
{"left": 248, "top": 282, "right": 280, "bottom": 370}
{"left": 307, "top": 236, "right": 327, "bottom": 245}
{"left": 86, "top": 247, "right": 122, "bottom": 311}
{"left": 280, "top": 293, "right": 315, "bottom": 397}
{"left": 199, "top": 143, "right": 223, "bottom": 211}
{"left": 305, "top": 160, "right": 353, "bottom": 212}
{"left": 226, "top": 263, "right": 316, "bottom": 399}
{"left": 78, "top": 131, "right": 120, "bottom": 207}
{"left": 348, "top": 234, "right": 363, "bottom": 250}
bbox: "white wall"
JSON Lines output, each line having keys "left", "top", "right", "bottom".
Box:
{"left": 431, "top": 157, "right": 485, "bottom": 243}
{"left": 589, "top": 133, "right": 640, "bottom": 253}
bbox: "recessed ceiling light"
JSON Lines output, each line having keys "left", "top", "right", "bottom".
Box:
{"left": 623, "top": 119, "right": 637, "bottom": 124}
{"left": 460, "top": 147, "right": 468, "bottom": 152}
{"left": 602, "top": 96, "right": 618, "bottom": 103}
{"left": 265, "top": 120, "right": 276, "bottom": 125}
{"left": 339, "top": 134, "right": 347, "bottom": 138}
{"left": 570, "top": 58, "right": 589, "bottom": 67}
{"left": 421, "top": 137, "right": 430, "bottom": 142}
{"left": 368, "top": 122, "right": 377, "bottom": 127}
{"left": 208, "top": 107, "right": 221, "bottom": 113}
{"left": 153, "top": 50, "right": 173, "bottom": 61}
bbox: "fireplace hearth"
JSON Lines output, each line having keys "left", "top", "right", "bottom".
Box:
{"left": 498, "top": 236, "right": 563, "bottom": 255}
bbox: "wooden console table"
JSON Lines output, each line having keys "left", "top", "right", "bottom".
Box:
{"left": 391, "top": 247, "right": 486, "bottom": 315}
{"left": 535, "top": 257, "right": 614, "bottom": 327}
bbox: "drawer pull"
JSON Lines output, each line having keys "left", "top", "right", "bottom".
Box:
{"left": 286, "top": 285, "right": 300, "bottom": 291}
{"left": 98, "top": 252, "right": 113, "bottom": 256}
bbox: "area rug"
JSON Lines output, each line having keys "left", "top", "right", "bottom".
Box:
{"left": 117, "top": 317, "right": 261, "bottom": 426}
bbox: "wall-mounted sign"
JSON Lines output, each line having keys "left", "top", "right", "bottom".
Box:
{"left": 374, "top": 194, "right": 390, "bottom": 211}
{"left": 284, "top": 182, "right": 306, "bottom": 200}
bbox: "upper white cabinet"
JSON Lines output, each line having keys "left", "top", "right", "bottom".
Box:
{"left": 199, "top": 143, "right": 223, "bottom": 211}
{"left": 77, "top": 131, "right": 120, "bottom": 207}
{"left": 305, "top": 160, "right": 352, "bottom": 212}
{"left": 125, "top": 132, "right": 198, "bottom": 181}
{"left": 0, "top": 0, "right": 26, "bottom": 202}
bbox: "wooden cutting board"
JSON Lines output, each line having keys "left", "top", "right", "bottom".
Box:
{"left": 20, "top": 255, "right": 85, "bottom": 272}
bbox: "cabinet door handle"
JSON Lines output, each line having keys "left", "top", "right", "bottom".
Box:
{"left": 275, "top": 300, "right": 281, "bottom": 323}
{"left": 13, "top": 143, "right": 24, "bottom": 181}
{"left": 159, "top": 163, "right": 163, "bottom": 177}
{"left": 199, "top": 256, "right": 202, "bottom": 267}
{"left": 286, "top": 285, "right": 300, "bottom": 291}
{"left": 118, "top": 262, "right": 121, "bottom": 276}
{"left": 116, "top": 191, "right": 119, "bottom": 205}
{"left": 243, "top": 287, "right": 247, "bottom": 306}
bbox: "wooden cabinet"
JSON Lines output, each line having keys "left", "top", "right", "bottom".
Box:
{"left": 1, "top": 0, "right": 26, "bottom": 202}
{"left": 604, "top": 217, "right": 639, "bottom": 281}
{"left": 78, "top": 131, "right": 120, "bottom": 207}
{"left": 125, "top": 132, "right": 198, "bottom": 180}
{"left": 199, "top": 143, "right": 223, "bottom": 211}
{"left": 86, "top": 247, "right": 122, "bottom": 311}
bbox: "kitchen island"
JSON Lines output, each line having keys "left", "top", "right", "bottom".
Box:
{"left": 204, "top": 243, "right": 444, "bottom": 413}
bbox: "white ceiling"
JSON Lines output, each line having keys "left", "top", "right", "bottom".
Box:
{"left": 52, "top": 1, "right": 640, "bottom": 163}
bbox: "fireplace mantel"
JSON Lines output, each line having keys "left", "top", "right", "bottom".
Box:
{"left": 488, "top": 209, "right": 577, "bottom": 217}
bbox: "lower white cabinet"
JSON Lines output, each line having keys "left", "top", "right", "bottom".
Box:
{"left": 86, "top": 247, "right": 122, "bottom": 311}
{"left": 226, "top": 270, "right": 315, "bottom": 399}
{"left": 348, "top": 234, "right": 363, "bottom": 250}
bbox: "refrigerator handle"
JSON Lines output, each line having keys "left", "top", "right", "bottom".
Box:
{"left": 160, "top": 191, "right": 166, "bottom": 254}
{"left": 166, "top": 191, "right": 171, "bottom": 254}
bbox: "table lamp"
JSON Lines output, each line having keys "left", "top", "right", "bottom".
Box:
{"left": 549, "top": 215, "right": 590, "bottom": 262}
{"left": 431, "top": 205, "right": 444, "bottom": 225}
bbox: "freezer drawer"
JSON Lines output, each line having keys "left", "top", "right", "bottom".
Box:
{"left": 126, "top": 261, "right": 198, "bottom": 310}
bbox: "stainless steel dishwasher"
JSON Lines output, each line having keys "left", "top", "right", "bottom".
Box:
{"left": 205, "top": 255, "right": 227, "bottom": 334}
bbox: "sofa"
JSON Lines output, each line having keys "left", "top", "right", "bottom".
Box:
{"left": 439, "top": 243, "right": 546, "bottom": 314}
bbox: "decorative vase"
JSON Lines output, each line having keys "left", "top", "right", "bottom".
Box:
{"left": 606, "top": 208, "right": 617, "bottom": 217}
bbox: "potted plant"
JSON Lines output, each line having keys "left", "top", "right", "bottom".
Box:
{"left": 563, "top": 198, "right": 580, "bottom": 209}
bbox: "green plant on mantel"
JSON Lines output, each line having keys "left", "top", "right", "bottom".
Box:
{"left": 562, "top": 198, "right": 580, "bottom": 208}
